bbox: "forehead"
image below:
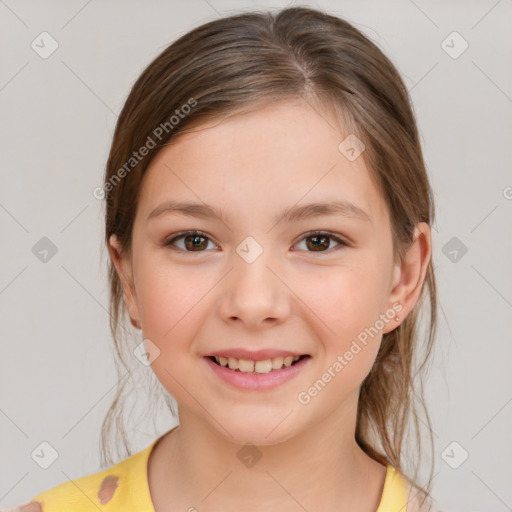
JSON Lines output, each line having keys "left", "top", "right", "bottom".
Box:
{"left": 136, "top": 98, "right": 389, "bottom": 227}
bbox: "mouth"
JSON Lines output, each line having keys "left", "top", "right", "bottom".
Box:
{"left": 204, "top": 353, "right": 312, "bottom": 390}
{"left": 207, "top": 354, "right": 311, "bottom": 374}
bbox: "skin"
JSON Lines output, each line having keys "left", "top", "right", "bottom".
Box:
{"left": 109, "top": 97, "right": 431, "bottom": 512}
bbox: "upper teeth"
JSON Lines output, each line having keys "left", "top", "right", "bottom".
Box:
{"left": 214, "top": 355, "right": 301, "bottom": 374}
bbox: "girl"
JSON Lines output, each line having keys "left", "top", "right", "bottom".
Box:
{"left": 15, "top": 6, "right": 439, "bottom": 511}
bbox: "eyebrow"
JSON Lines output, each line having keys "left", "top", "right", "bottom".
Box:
{"left": 147, "top": 199, "right": 371, "bottom": 225}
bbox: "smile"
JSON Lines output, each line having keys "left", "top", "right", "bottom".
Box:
{"left": 209, "top": 355, "right": 309, "bottom": 374}
{"left": 204, "top": 352, "right": 312, "bottom": 390}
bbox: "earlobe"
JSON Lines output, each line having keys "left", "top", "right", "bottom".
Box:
{"left": 384, "top": 223, "right": 432, "bottom": 332}
{"left": 108, "top": 234, "right": 142, "bottom": 330}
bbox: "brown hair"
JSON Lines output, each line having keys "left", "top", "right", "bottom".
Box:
{"left": 100, "top": 6, "right": 437, "bottom": 505}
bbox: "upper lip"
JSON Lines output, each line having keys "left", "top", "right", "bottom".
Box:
{"left": 204, "top": 349, "right": 308, "bottom": 360}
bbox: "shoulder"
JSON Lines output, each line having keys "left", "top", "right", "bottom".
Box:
{"left": 12, "top": 469, "right": 122, "bottom": 512}
{"left": 379, "top": 465, "right": 442, "bottom": 512}
{"left": 5, "top": 445, "right": 152, "bottom": 512}
{"left": 406, "top": 482, "right": 442, "bottom": 512}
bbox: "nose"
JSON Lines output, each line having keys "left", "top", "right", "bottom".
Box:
{"left": 217, "top": 245, "right": 292, "bottom": 329}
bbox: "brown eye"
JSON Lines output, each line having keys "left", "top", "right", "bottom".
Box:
{"left": 183, "top": 234, "right": 208, "bottom": 251}
{"left": 306, "top": 234, "right": 330, "bottom": 251}
{"left": 295, "top": 231, "right": 347, "bottom": 253}
{"left": 165, "top": 231, "right": 216, "bottom": 252}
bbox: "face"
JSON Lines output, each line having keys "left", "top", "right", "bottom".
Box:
{"left": 109, "top": 98, "right": 429, "bottom": 445}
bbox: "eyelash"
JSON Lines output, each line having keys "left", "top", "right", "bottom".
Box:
{"left": 163, "top": 230, "right": 348, "bottom": 255}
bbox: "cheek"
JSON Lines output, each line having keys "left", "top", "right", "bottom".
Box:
{"left": 134, "top": 259, "right": 217, "bottom": 388}
{"left": 293, "top": 257, "right": 390, "bottom": 391}
{"left": 135, "top": 264, "right": 208, "bottom": 398}
{"left": 299, "top": 272, "right": 384, "bottom": 402}
{"left": 298, "top": 261, "right": 388, "bottom": 343}
{"left": 136, "top": 259, "right": 208, "bottom": 338}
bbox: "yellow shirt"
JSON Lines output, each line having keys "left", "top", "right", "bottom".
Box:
{"left": 21, "top": 431, "right": 412, "bottom": 511}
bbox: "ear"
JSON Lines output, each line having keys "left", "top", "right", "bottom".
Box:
{"left": 108, "top": 234, "right": 142, "bottom": 330}
{"left": 382, "top": 222, "right": 432, "bottom": 334}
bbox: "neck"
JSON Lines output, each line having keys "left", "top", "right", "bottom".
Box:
{"left": 148, "top": 392, "right": 387, "bottom": 512}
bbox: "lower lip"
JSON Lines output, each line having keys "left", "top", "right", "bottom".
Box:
{"left": 204, "top": 356, "right": 311, "bottom": 391}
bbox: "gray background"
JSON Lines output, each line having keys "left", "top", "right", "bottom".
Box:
{"left": 1, "top": 0, "right": 511, "bottom": 510}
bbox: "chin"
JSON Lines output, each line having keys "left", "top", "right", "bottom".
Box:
{"left": 211, "top": 413, "right": 299, "bottom": 447}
